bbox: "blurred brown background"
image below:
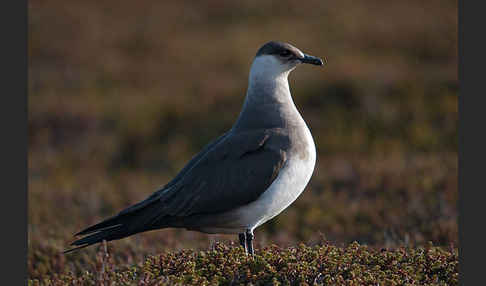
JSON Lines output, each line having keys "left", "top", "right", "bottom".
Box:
{"left": 28, "top": 0, "right": 457, "bottom": 278}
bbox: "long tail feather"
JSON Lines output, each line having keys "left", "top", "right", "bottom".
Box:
{"left": 65, "top": 202, "right": 167, "bottom": 253}
{"left": 65, "top": 226, "right": 137, "bottom": 254}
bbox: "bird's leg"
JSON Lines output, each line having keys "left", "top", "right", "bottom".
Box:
{"left": 245, "top": 229, "right": 254, "bottom": 256}
{"left": 238, "top": 233, "right": 247, "bottom": 253}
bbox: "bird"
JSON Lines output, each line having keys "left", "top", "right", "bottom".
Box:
{"left": 65, "top": 41, "right": 324, "bottom": 255}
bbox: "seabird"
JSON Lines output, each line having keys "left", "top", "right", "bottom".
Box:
{"left": 65, "top": 41, "right": 324, "bottom": 255}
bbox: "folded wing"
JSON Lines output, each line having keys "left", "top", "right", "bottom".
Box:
{"left": 65, "top": 129, "right": 288, "bottom": 252}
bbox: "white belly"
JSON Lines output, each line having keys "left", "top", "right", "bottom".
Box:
{"left": 228, "top": 126, "right": 316, "bottom": 233}
{"left": 192, "top": 123, "right": 317, "bottom": 235}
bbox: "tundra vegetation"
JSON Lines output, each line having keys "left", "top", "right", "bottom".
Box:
{"left": 29, "top": 0, "right": 457, "bottom": 284}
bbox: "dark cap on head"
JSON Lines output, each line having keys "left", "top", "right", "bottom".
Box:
{"left": 255, "top": 41, "right": 324, "bottom": 66}
{"left": 256, "top": 41, "right": 302, "bottom": 57}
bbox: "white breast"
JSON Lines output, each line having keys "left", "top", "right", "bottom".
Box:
{"left": 231, "top": 123, "right": 316, "bottom": 232}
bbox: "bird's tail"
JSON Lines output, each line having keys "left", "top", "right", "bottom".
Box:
{"left": 64, "top": 225, "right": 137, "bottom": 253}
{"left": 64, "top": 202, "right": 165, "bottom": 254}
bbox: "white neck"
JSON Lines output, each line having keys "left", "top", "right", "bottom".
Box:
{"left": 232, "top": 55, "right": 301, "bottom": 131}
{"left": 245, "top": 55, "right": 295, "bottom": 106}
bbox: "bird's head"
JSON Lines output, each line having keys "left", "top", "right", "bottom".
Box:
{"left": 250, "top": 41, "right": 325, "bottom": 79}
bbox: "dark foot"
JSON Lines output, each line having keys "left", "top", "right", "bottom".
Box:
{"left": 238, "top": 233, "right": 247, "bottom": 253}
{"left": 245, "top": 229, "right": 254, "bottom": 256}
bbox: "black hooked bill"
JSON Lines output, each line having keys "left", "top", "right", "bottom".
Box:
{"left": 300, "top": 54, "right": 325, "bottom": 66}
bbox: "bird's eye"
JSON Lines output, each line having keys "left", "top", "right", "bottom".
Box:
{"left": 280, "top": 50, "right": 291, "bottom": 57}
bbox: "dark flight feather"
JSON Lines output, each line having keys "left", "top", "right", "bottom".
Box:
{"left": 65, "top": 128, "right": 288, "bottom": 253}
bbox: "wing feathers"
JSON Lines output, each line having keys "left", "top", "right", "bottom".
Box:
{"left": 67, "top": 129, "right": 289, "bottom": 252}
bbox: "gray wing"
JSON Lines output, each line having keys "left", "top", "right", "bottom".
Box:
{"left": 118, "top": 131, "right": 232, "bottom": 214}
{"left": 147, "top": 129, "right": 288, "bottom": 218}
{"left": 153, "top": 130, "right": 288, "bottom": 218}
{"left": 74, "top": 128, "right": 288, "bottom": 237}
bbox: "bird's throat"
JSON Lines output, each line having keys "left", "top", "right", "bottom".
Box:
{"left": 233, "top": 66, "right": 300, "bottom": 131}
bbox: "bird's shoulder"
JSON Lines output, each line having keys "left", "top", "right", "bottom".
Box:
{"left": 203, "top": 127, "right": 291, "bottom": 161}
